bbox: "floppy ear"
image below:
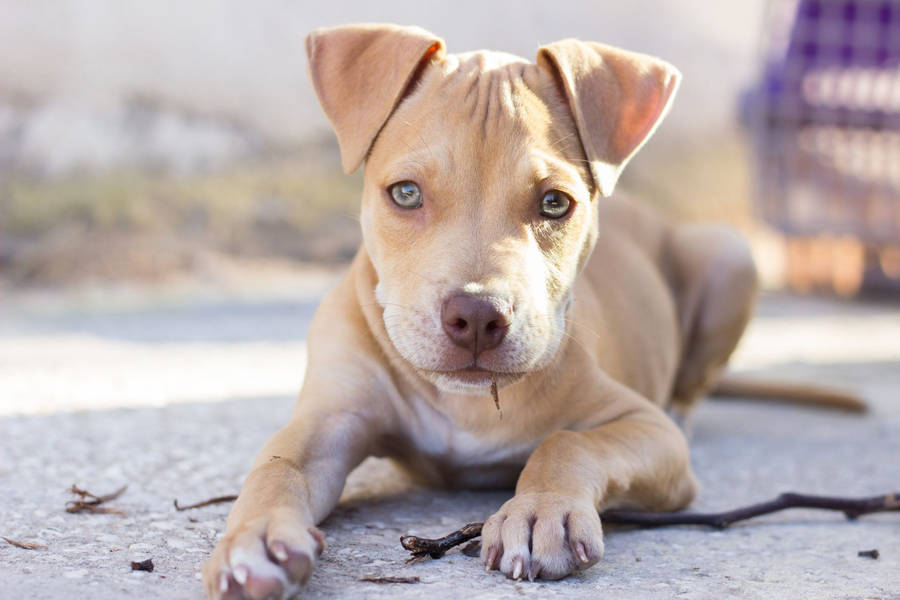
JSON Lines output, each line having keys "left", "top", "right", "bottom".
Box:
{"left": 306, "top": 24, "right": 445, "bottom": 174}
{"left": 538, "top": 40, "right": 681, "bottom": 196}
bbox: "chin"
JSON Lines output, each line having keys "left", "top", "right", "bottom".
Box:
{"left": 421, "top": 369, "right": 525, "bottom": 395}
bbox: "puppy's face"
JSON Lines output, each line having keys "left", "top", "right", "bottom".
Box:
{"left": 362, "top": 53, "right": 598, "bottom": 394}
{"left": 308, "top": 25, "right": 680, "bottom": 394}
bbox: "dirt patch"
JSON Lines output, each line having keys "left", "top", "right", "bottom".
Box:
{"left": 0, "top": 149, "right": 361, "bottom": 286}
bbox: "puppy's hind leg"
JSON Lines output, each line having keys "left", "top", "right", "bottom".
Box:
{"left": 666, "top": 224, "right": 759, "bottom": 420}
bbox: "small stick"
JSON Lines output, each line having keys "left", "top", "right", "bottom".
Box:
{"left": 360, "top": 575, "right": 420, "bottom": 584}
{"left": 173, "top": 495, "right": 239, "bottom": 511}
{"left": 130, "top": 558, "right": 155, "bottom": 572}
{"left": 2, "top": 537, "right": 48, "bottom": 550}
{"left": 400, "top": 492, "right": 900, "bottom": 561}
{"left": 66, "top": 485, "right": 128, "bottom": 516}
{"left": 857, "top": 549, "right": 879, "bottom": 559}
{"left": 490, "top": 378, "right": 501, "bottom": 419}
{"left": 69, "top": 484, "right": 127, "bottom": 504}
{"left": 600, "top": 492, "right": 900, "bottom": 529}
{"left": 401, "top": 523, "right": 484, "bottom": 560}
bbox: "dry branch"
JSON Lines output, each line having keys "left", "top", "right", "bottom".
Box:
{"left": 600, "top": 492, "right": 900, "bottom": 528}
{"left": 2, "top": 537, "right": 47, "bottom": 550}
{"left": 131, "top": 558, "right": 155, "bottom": 572}
{"left": 400, "top": 492, "right": 900, "bottom": 561}
{"left": 401, "top": 523, "right": 485, "bottom": 560}
{"left": 360, "top": 575, "right": 420, "bottom": 584}
{"left": 66, "top": 485, "right": 127, "bottom": 516}
{"left": 173, "top": 495, "right": 238, "bottom": 511}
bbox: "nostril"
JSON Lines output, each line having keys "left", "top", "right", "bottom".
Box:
{"left": 485, "top": 320, "right": 499, "bottom": 333}
{"left": 453, "top": 318, "right": 468, "bottom": 331}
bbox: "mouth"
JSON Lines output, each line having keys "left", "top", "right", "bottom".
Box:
{"left": 421, "top": 363, "right": 525, "bottom": 392}
{"left": 443, "top": 365, "right": 496, "bottom": 385}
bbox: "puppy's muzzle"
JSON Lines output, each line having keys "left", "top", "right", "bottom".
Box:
{"left": 441, "top": 294, "right": 511, "bottom": 356}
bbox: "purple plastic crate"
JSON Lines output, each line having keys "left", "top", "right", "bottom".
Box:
{"left": 747, "top": 0, "right": 900, "bottom": 243}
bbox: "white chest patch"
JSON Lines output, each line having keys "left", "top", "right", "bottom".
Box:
{"left": 403, "top": 394, "right": 535, "bottom": 471}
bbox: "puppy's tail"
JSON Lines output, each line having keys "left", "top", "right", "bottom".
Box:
{"left": 711, "top": 372, "right": 867, "bottom": 413}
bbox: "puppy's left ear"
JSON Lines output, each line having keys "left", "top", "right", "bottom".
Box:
{"left": 538, "top": 40, "right": 681, "bottom": 196}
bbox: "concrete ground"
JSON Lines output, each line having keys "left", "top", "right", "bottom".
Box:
{"left": 1, "top": 280, "right": 898, "bottom": 600}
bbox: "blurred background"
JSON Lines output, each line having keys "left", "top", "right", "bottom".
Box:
{"left": 2, "top": 0, "right": 897, "bottom": 294}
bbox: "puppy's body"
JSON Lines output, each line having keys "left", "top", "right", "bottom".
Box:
{"left": 330, "top": 198, "right": 678, "bottom": 491}
{"left": 205, "top": 25, "right": 757, "bottom": 599}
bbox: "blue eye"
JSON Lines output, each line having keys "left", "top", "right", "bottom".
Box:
{"left": 389, "top": 181, "right": 422, "bottom": 209}
{"left": 540, "top": 190, "right": 572, "bottom": 219}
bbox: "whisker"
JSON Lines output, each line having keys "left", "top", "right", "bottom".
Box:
{"left": 415, "top": 130, "right": 439, "bottom": 171}
{"left": 548, "top": 132, "right": 576, "bottom": 151}
{"left": 562, "top": 316, "right": 607, "bottom": 346}
{"left": 558, "top": 330, "right": 593, "bottom": 358}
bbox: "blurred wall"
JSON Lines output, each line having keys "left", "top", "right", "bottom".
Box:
{"left": 0, "top": 0, "right": 766, "bottom": 174}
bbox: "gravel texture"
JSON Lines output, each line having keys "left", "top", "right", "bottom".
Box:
{"left": 1, "top": 285, "right": 898, "bottom": 599}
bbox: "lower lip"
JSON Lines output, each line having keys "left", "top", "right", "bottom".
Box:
{"left": 450, "top": 369, "right": 496, "bottom": 383}
{"left": 440, "top": 367, "right": 495, "bottom": 384}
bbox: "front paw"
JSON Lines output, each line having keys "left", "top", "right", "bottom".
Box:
{"left": 203, "top": 507, "right": 325, "bottom": 600}
{"left": 480, "top": 492, "right": 603, "bottom": 581}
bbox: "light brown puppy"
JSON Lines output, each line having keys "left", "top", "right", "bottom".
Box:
{"left": 204, "top": 23, "right": 758, "bottom": 599}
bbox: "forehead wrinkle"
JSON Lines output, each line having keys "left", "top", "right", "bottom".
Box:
{"left": 374, "top": 54, "right": 588, "bottom": 209}
{"left": 452, "top": 60, "right": 531, "bottom": 143}
{"left": 466, "top": 79, "right": 550, "bottom": 196}
{"left": 477, "top": 91, "right": 555, "bottom": 202}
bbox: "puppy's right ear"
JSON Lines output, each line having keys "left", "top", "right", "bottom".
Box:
{"left": 306, "top": 24, "right": 445, "bottom": 174}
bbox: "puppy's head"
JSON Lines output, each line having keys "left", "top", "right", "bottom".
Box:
{"left": 307, "top": 24, "right": 679, "bottom": 394}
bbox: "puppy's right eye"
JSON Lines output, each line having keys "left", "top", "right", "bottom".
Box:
{"left": 389, "top": 181, "right": 423, "bottom": 209}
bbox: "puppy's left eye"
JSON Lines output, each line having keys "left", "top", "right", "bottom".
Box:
{"left": 539, "top": 190, "right": 572, "bottom": 219}
{"left": 389, "top": 181, "right": 423, "bottom": 209}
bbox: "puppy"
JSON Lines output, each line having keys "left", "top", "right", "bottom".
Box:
{"left": 204, "top": 23, "right": 758, "bottom": 599}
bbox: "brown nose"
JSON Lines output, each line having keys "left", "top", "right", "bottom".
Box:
{"left": 441, "top": 294, "right": 511, "bottom": 355}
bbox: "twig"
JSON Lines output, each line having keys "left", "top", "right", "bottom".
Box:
{"left": 360, "top": 575, "right": 420, "bottom": 584}
{"left": 66, "top": 485, "right": 128, "bottom": 516}
{"left": 400, "top": 492, "right": 900, "bottom": 561}
{"left": 2, "top": 537, "right": 47, "bottom": 550}
{"left": 490, "top": 379, "right": 500, "bottom": 413}
{"left": 131, "top": 558, "right": 154, "bottom": 572}
{"left": 401, "top": 523, "right": 484, "bottom": 560}
{"left": 173, "top": 495, "right": 238, "bottom": 511}
{"left": 857, "top": 549, "right": 879, "bottom": 559}
{"left": 600, "top": 492, "right": 900, "bottom": 529}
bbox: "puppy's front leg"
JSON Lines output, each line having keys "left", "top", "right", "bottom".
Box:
{"left": 204, "top": 402, "right": 382, "bottom": 599}
{"left": 481, "top": 381, "right": 697, "bottom": 581}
